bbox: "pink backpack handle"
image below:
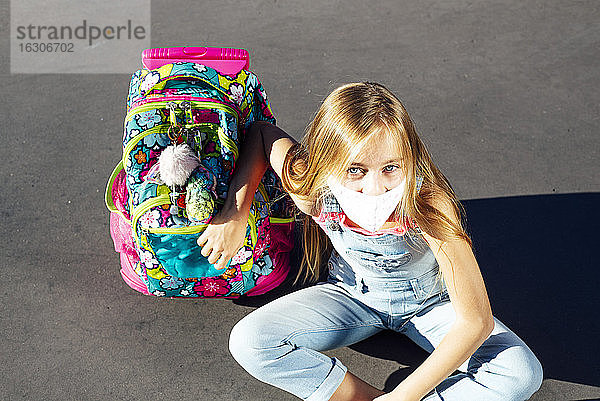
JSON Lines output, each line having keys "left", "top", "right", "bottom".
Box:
{"left": 142, "top": 47, "right": 249, "bottom": 75}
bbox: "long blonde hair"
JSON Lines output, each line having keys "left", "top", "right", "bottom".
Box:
{"left": 281, "top": 82, "right": 471, "bottom": 286}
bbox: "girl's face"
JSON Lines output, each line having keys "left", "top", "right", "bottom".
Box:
{"left": 341, "top": 133, "right": 405, "bottom": 195}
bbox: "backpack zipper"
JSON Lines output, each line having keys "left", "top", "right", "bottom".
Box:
{"left": 125, "top": 99, "right": 239, "bottom": 126}
{"left": 129, "top": 95, "right": 241, "bottom": 116}
{"left": 131, "top": 194, "right": 211, "bottom": 247}
{"left": 122, "top": 122, "right": 239, "bottom": 170}
{"left": 131, "top": 190, "right": 261, "bottom": 247}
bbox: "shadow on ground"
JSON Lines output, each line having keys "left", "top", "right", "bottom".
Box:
{"left": 236, "top": 192, "right": 600, "bottom": 390}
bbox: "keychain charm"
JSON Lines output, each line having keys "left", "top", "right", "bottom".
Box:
{"left": 169, "top": 185, "right": 186, "bottom": 216}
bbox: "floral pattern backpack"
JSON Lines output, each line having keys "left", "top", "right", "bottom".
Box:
{"left": 105, "top": 62, "right": 295, "bottom": 298}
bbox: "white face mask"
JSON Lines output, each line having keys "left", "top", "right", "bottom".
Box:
{"left": 326, "top": 176, "right": 406, "bottom": 232}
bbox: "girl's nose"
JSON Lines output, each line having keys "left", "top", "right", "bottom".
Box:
{"left": 362, "top": 173, "right": 387, "bottom": 196}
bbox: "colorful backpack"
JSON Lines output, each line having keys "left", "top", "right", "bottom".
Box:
{"left": 105, "top": 61, "right": 295, "bottom": 298}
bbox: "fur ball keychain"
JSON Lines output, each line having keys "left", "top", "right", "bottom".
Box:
{"left": 158, "top": 143, "right": 201, "bottom": 215}
{"left": 158, "top": 143, "right": 201, "bottom": 187}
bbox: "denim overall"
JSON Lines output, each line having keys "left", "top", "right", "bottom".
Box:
{"left": 321, "top": 191, "right": 449, "bottom": 331}
{"left": 229, "top": 194, "right": 543, "bottom": 401}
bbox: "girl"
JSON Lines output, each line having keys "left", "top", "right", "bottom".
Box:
{"left": 197, "top": 82, "right": 543, "bottom": 401}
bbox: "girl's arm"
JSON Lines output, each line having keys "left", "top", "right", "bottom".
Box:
{"left": 197, "top": 121, "right": 312, "bottom": 269}
{"left": 381, "top": 197, "right": 494, "bottom": 401}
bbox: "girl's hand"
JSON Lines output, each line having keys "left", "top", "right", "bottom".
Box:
{"left": 194, "top": 121, "right": 300, "bottom": 270}
{"left": 196, "top": 208, "right": 248, "bottom": 270}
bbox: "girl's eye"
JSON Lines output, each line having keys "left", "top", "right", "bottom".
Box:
{"left": 383, "top": 165, "right": 399, "bottom": 173}
{"left": 347, "top": 167, "right": 363, "bottom": 175}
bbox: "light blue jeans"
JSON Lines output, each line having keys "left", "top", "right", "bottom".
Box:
{"left": 229, "top": 252, "right": 543, "bottom": 400}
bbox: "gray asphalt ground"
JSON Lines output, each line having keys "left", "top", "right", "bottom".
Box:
{"left": 2, "top": 1, "right": 600, "bottom": 400}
